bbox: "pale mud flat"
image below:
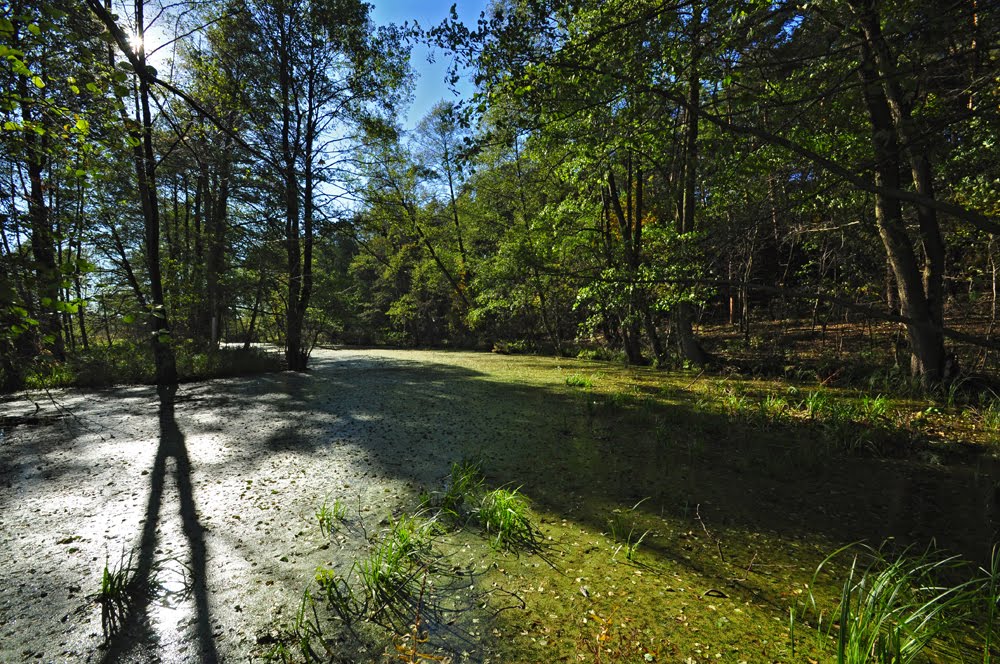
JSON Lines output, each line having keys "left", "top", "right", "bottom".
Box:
{"left": 0, "top": 348, "right": 560, "bottom": 663}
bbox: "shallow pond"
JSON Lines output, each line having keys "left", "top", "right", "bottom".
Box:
{"left": 0, "top": 348, "right": 996, "bottom": 662}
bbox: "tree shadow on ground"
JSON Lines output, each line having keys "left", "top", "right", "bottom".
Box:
{"left": 226, "top": 352, "right": 999, "bottom": 567}
{"left": 192, "top": 350, "right": 997, "bottom": 661}
{"left": 99, "top": 384, "right": 218, "bottom": 663}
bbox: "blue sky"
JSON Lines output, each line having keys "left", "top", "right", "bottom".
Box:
{"left": 369, "top": 0, "right": 489, "bottom": 129}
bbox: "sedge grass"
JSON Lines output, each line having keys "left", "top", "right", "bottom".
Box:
{"left": 440, "top": 459, "right": 485, "bottom": 517}
{"left": 477, "top": 487, "right": 537, "bottom": 551}
{"left": 315, "top": 496, "right": 346, "bottom": 537}
{"left": 812, "top": 543, "right": 981, "bottom": 664}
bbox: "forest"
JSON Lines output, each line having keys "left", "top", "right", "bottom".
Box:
{"left": 2, "top": 1, "right": 1000, "bottom": 663}
{"left": 0, "top": 0, "right": 996, "bottom": 392}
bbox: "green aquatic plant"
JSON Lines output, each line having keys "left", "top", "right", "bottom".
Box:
{"left": 315, "top": 567, "right": 358, "bottom": 623}
{"left": 978, "top": 396, "right": 1000, "bottom": 436}
{"left": 315, "top": 496, "right": 346, "bottom": 537}
{"left": 97, "top": 551, "right": 136, "bottom": 636}
{"left": 95, "top": 547, "right": 159, "bottom": 638}
{"left": 803, "top": 389, "right": 829, "bottom": 419}
{"left": 440, "top": 459, "right": 485, "bottom": 517}
{"left": 980, "top": 545, "right": 1000, "bottom": 662}
{"left": 858, "top": 393, "right": 890, "bottom": 423}
{"left": 812, "top": 543, "right": 979, "bottom": 664}
{"left": 354, "top": 514, "right": 434, "bottom": 627}
{"left": 477, "top": 487, "right": 536, "bottom": 550}
{"left": 607, "top": 498, "right": 651, "bottom": 562}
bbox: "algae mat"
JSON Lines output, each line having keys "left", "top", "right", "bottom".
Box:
{"left": 0, "top": 348, "right": 995, "bottom": 662}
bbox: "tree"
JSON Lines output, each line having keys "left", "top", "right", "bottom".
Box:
{"left": 213, "top": 0, "right": 408, "bottom": 370}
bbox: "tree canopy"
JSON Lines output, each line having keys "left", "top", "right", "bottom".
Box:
{"left": 2, "top": 0, "right": 998, "bottom": 389}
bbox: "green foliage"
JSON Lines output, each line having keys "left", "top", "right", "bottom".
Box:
{"left": 979, "top": 396, "right": 1000, "bottom": 436}
{"left": 353, "top": 514, "right": 432, "bottom": 628}
{"left": 565, "top": 373, "right": 593, "bottom": 388}
{"left": 804, "top": 390, "right": 830, "bottom": 419}
{"left": 607, "top": 498, "right": 650, "bottom": 562}
{"left": 259, "top": 589, "right": 330, "bottom": 664}
{"left": 811, "top": 543, "right": 989, "bottom": 664}
{"left": 438, "top": 459, "right": 485, "bottom": 518}
{"left": 316, "top": 497, "right": 347, "bottom": 537}
{"left": 94, "top": 548, "right": 157, "bottom": 638}
{"left": 477, "top": 487, "right": 537, "bottom": 551}
{"left": 314, "top": 566, "right": 358, "bottom": 624}
{"left": 3, "top": 343, "right": 283, "bottom": 392}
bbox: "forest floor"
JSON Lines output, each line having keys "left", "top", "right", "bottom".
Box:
{"left": 0, "top": 348, "right": 998, "bottom": 663}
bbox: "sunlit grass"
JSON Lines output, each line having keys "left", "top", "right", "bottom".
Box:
{"left": 478, "top": 487, "right": 537, "bottom": 551}
{"left": 316, "top": 496, "right": 346, "bottom": 537}
{"left": 810, "top": 543, "right": 995, "bottom": 663}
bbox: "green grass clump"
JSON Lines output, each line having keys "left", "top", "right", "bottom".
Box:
{"left": 477, "top": 487, "right": 537, "bottom": 551}
{"left": 803, "top": 389, "right": 829, "bottom": 418}
{"left": 811, "top": 543, "right": 989, "bottom": 663}
{"left": 314, "top": 567, "right": 358, "bottom": 623}
{"left": 353, "top": 514, "right": 433, "bottom": 628}
{"left": 607, "top": 498, "right": 650, "bottom": 562}
{"left": 316, "top": 496, "right": 347, "bottom": 537}
{"left": 95, "top": 548, "right": 157, "bottom": 637}
{"left": 978, "top": 396, "right": 1000, "bottom": 436}
{"left": 857, "top": 393, "right": 891, "bottom": 424}
{"left": 565, "top": 373, "right": 593, "bottom": 388}
{"left": 440, "top": 459, "right": 485, "bottom": 517}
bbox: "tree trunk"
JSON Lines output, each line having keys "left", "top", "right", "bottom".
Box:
{"left": 204, "top": 147, "right": 231, "bottom": 348}
{"left": 73, "top": 182, "right": 89, "bottom": 351}
{"left": 134, "top": 0, "right": 176, "bottom": 385}
{"left": 15, "top": 13, "right": 63, "bottom": 360}
{"left": 857, "top": 39, "right": 944, "bottom": 385}
{"left": 672, "top": 8, "right": 709, "bottom": 367}
{"left": 855, "top": 1, "right": 947, "bottom": 337}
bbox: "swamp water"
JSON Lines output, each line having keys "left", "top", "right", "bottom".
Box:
{"left": 0, "top": 348, "right": 996, "bottom": 662}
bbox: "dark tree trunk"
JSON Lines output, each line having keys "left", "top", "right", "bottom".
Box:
{"left": 672, "top": 8, "right": 709, "bottom": 367}
{"left": 279, "top": 13, "right": 306, "bottom": 371}
{"left": 132, "top": 0, "right": 176, "bottom": 385}
{"left": 15, "top": 13, "right": 63, "bottom": 360}
{"left": 857, "top": 38, "right": 944, "bottom": 385}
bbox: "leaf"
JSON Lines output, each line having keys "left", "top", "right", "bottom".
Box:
{"left": 54, "top": 301, "right": 80, "bottom": 314}
{"left": 10, "top": 58, "right": 32, "bottom": 77}
{"left": 75, "top": 117, "right": 89, "bottom": 132}
{"left": 27, "top": 24, "right": 41, "bottom": 37}
{"left": 31, "top": 75, "right": 45, "bottom": 89}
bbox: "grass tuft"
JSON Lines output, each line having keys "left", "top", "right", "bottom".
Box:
{"left": 477, "top": 487, "right": 537, "bottom": 551}
{"left": 353, "top": 514, "right": 433, "bottom": 628}
{"left": 607, "top": 498, "right": 651, "bottom": 562}
{"left": 439, "top": 459, "right": 485, "bottom": 517}
{"left": 811, "top": 543, "right": 985, "bottom": 663}
{"left": 316, "top": 496, "right": 347, "bottom": 537}
{"left": 565, "top": 373, "right": 594, "bottom": 388}
{"left": 94, "top": 548, "right": 157, "bottom": 638}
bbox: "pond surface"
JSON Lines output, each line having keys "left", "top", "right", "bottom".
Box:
{"left": 0, "top": 348, "right": 996, "bottom": 662}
